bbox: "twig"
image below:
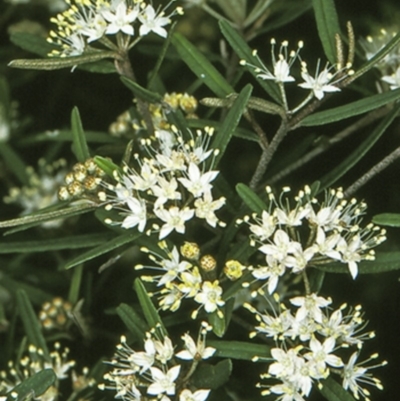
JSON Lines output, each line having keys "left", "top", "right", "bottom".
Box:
{"left": 344, "top": 144, "right": 400, "bottom": 198}
{"left": 268, "top": 107, "right": 389, "bottom": 184}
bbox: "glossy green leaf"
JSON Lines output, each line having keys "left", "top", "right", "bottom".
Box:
{"left": 317, "top": 251, "right": 400, "bottom": 274}
{"left": 16, "top": 290, "right": 49, "bottom": 359}
{"left": 0, "top": 233, "right": 113, "bottom": 254}
{"left": 65, "top": 231, "right": 141, "bottom": 269}
{"left": 211, "top": 84, "right": 253, "bottom": 166}
{"left": 236, "top": 183, "right": 267, "bottom": 213}
{"left": 7, "top": 369, "right": 57, "bottom": 401}
{"left": 10, "top": 32, "right": 56, "bottom": 57}
{"left": 219, "top": 19, "right": 281, "bottom": 102}
{"left": 68, "top": 265, "right": 83, "bottom": 305}
{"left": 372, "top": 213, "right": 400, "bottom": 227}
{"left": 319, "top": 103, "right": 400, "bottom": 190}
{"left": 301, "top": 88, "right": 400, "bottom": 126}
{"left": 134, "top": 278, "right": 167, "bottom": 335}
{"left": 120, "top": 76, "right": 163, "bottom": 103}
{"left": 0, "top": 203, "right": 97, "bottom": 229}
{"left": 0, "top": 143, "right": 29, "bottom": 185}
{"left": 312, "top": 0, "right": 341, "bottom": 64}
{"left": 208, "top": 310, "right": 226, "bottom": 338}
{"left": 191, "top": 359, "right": 232, "bottom": 390}
{"left": 8, "top": 51, "right": 117, "bottom": 71}
{"left": 208, "top": 340, "right": 270, "bottom": 360}
{"left": 116, "top": 303, "right": 148, "bottom": 340}
{"left": 71, "top": 107, "right": 90, "bottom": 162}
{"left": 171, "top": 33, "right": 234, "bottom": 98}
{"left": 318, "top": 377, "right": 357, "bottom": 401}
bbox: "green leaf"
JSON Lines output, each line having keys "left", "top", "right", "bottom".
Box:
{"left": 317, "top": 251, "right": 400, "bottom": 274}
{"left": 71, "top": 107, "right": 90, "bottom": 162}
{"left": 8, "top": 51, "right": 117, "bottom": 71}
{"left": 318, "top": 377, "right": 357, "bottom": 401}
{"left": 134, "top": 278, "right": 167, "bottom": 335}
{"left": 236, "top": 183, "right": 267, "bottom": 213}
{"left": 301, "top": 88, "right": 400, "bottom": 126}
{"left": 7, "top": 369, "right": 57, "bottom": 401}
{"left": 211, "top": 84, "right": 253, "bottom": 166}
{"left": 0, "top": 233, "right": 113, "bottom": 254}
{"left": 312, "top": 0, "right": 341, "bottom": 64}
{"left": 191, "top": 359, "right": 232, "bottom": 390}
{"left": 68, "top": 265, "right": 83, "bottom": 305}
{"left": 16, "top": 290, "right": 49, "bottom": 359}
{"left": 219, "top": 19, "right": 281, "bottom": 102}
{"left": 0, "top": 203, "right": 97, "bottom": 229}
{"left": 0, "top": 143, "right": 29, "bottom": 185}
{"left": 116, "top": 303, "right": 148, "bottom": 340}
{"left": 214, "top": 0, "right": 246, "bottom": 25}
{"left": 208, "top": 340, "right": 270, "bottom": 360}
{"left": 120, "top": 76, "right": 163, "bottom": 103}
{"left": 10, "top": 32, "right": 56, "bottom": 57}
{"left": 78, "top": 60, "right": 116, "bottom": 74}
{"left": 20, "top": 130, "right": 116, "bottom": 144}
{"left": 372, "top": 213, "right": 400, "bottom": 227}
{"left": 208, "top": 310, "right": 226, "bottom": 338}
{"left": 171, "top": 33, "right": 234, "bottom": 98}
{"left": 94, "top": 155, "right": 121, "bottom": 178}
{"left": 319, "top": 103, "right": 400, "bottom": 190}
{"left": 64, "top": 231, "right": 141, "bottom": 269}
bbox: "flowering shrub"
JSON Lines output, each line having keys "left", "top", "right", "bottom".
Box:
{"left": 1, "top": 1, "right": 400, "bottom": 401}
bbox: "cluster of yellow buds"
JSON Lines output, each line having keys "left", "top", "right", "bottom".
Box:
{"left": 38, "top": 297, "right": 73, "bottom": 331}
{"left": 58, "top": 158, "right": 105, "bottom": 201}
{"left": 109, "top": 92, "right": 198, "bottom": 137}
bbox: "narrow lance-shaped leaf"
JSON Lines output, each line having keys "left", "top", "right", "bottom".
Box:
{"left": 318, "top": 377, "right": 357, "bottom": 401}
{"left": 16, "top": 290, "right": 50, "bottom": 359}
{"left": 0, "top": 143, "right": 29, "bottom": 186}
{"left": 319, "top": 102, "right": 400, "bottom": 190}
{"left": 8, "top": 51, "right": 117, "bottom": 71}
{"left": 68, "top": 265, "right": 83, "bottom": 305}
{"left": 312, "top": 0, "right": 341, "bottom": 64}
{"left": 0, "top": 203, "right": 97, "bottom": 229}
{"left": 208, "top": 310, "right": 226, "bottom": 338}
{"left": 7, "top": 369, "right": 57, "bottom": 401}
{"left": 134, "top": 278, "right": 167, "bottom": 335}
{"left": 171, "top": 33, "right": 234, "bottom": 98}
{"left": 219, "top": 19, "right": 281, "bottom": 102}
{"left": 211, "top": 84, "right": 253, "bottom": 167}
{"left": 120, "top": 76, "right": 163, "bottom": 103}
{"left": 71, "top": 107, "right": 90, "bottom": 162}
{"left": 94, "top": 155, "right": 121, "bottom": 178}
{"left": 116, "top": 303, "right": 148, "bottom": 340}
{"left": 301, "top": 88, "right": 400, "bottom": 127}
{"left": 372, "top": 213, "right": 400, "bottom": 227}
{"left": 207, "top": 340, "right": 271, "bottom": 360}
{"left": 236, "top": 183, "right": 267, "bottom": 213}
{"left": 64, "top": 231, "right": 142, "bottom": 270}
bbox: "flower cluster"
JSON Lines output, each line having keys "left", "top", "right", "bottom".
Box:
{"left": 4, "top": 158, "right": 67, "bottom": 228}
{"left": 0, "top": 343, "right": 76, "bottom": 400}
{"left": 100, "top": 323, "right": 214, "bottom": 401}
{"left": 100, "top": 126, "right": 225, "bottom": 239}
{"left": 47, "top": 0, "right": 183, "bottom": 58}
{"left": 238, "top": 186, "right": 386, "bottom": 295}
{"left": 245, "top": 294, "right": 386, "bottom": 401}
{"left": 361, "top": 28, "right": 400, "bottom": 90}
{"left": 136, "top": 241, "right": 227, "bottom": 318}
{"left": 38, "top": 297, "right": 73, "bottom": 332}
{"left": 241, "top": 39, "right": 352, "bottom": 112}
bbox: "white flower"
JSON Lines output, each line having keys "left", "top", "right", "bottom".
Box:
{"left": 131, "top": 335, "right": 156, "bottom": 373}
{"left": 381, "top": 65, "right": 400, "bottom": 90}
{"left": 152, "top": 176, "right": 181, "bottom": 208}
{"left": 298, "top": 62, "right": 342, "bottom": 100}
{"left": 179, "top": 163, "right": 219, "bottom": 198}
{"left": 157, "top": 246, "right": 191, "bottom": 286}
{"left": 155, "top": 206, "right": 194, "bottom": 239}
{"left": 179, "top": 389, "right": 210, "bottom": 401}
{"left": 290, "top": 294, "right": 331, "bottom": 323}
{"left": 274, "top": 206, "right": 309, "bottom": 226}
{"left": 336, "top": 235, "right": 362, "bottom": 279}
{"left": 102, "top": 0, "right": 139, "bottom": 36}
{"left": 121, "top": 197, "right": 147, "bottom": 232}
{"left": 305, "top": 337, "right": 343, "bottom": 379}
{"left": 176, "top": 326, "right": 215, "bottom": 361}
{"left": 285, "top": 243, "right": 315, "bottom": 273}
{"left": 194, "top": 191, "right": 225, "bottom": 227}
{"left": 194, "top": 281, "right": 225, "bottom": 313}
{"left": 249, "top": 210, "right": 276, "bottom": 241}
{"left": 269, "top": 381, "right": 306, "bottom": 401}
{"left": 139, "top": 5, "right": 171, "bottom": 38}
{"left": 269, "top": 348, "right": 301, "bottom": 378}
{"left": 252, "top": 255, "right": 286, "bottom": 294}
{"left": 130, "top": 162, "right": 158, "bottom": 191}
{"left": 147, "top": 365, "right": 181, "bottom": 396}
{"left": 259, "top": 229, "right": 300, "bottom": 262}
